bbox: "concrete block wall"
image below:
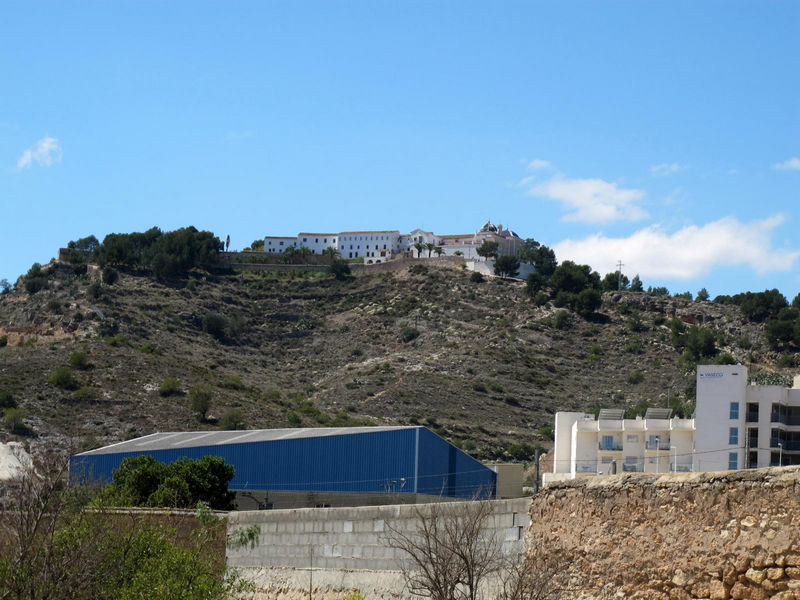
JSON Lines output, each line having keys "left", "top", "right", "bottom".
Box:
{"left": 227, "top": 498, "right": 531, "bottom": 599}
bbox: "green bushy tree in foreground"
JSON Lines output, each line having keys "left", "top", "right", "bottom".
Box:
{"left": 96, "top": 454, "right": 236, "bottom": 510}
{"left": 0, "top": 459, "right": 247, "bottom": 600}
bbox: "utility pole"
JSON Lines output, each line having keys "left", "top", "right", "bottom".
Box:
{"left": 616, "top": 260, "right": 625, "bottom": 290}
{"left": 533, "top": 447, "right": 540, "bottom": 493}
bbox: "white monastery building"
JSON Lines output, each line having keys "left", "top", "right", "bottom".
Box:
{"left": 264, "top": 221, "right": 522, "bottom": 263}
{"left": 543, "top": 364, "right": 800, "bottom": 485}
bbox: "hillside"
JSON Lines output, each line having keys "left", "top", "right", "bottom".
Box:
{"left": 0, "top": 258, "right": 788, "bottom": 463}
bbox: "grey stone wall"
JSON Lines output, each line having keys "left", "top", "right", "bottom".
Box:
{"left": 227, "top": 498, "right": 531, "bottom": 599}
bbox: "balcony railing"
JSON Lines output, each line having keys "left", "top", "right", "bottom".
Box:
{"left": 598, "top": 443, "right": 623, "bottom": 451}
{"left": 670, "top": 464, "right": 693, "bottom": 472}
{"left": 745, "top": 411, "right": 759, "bottom": 422}
{"left": 770, "top": 411, "right": 800, "bottom": 426}
{"left": 770, "top": 438, "right": 800, "bottom": 451}
{"left": 622, "top": 463, "right": 643, "bottom": 472}
{"left": 645, "top": 441, "right": 671, "bottom": 450}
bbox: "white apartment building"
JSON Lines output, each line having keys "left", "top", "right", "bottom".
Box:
{"left": 543, "top": 364, "right": 800, "bottom": 485}
{"left": 695, "top": 364, "right": 800, "bottom": 472}
{"left": 264, "top": 221, "right": 522, "bottom": 263}
{"left": 543, "top": 408, "right": 695, "bottom": 486}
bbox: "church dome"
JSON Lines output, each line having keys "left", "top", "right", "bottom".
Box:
{"left": 479, "top": 220, "right": 498, "bottom": 233}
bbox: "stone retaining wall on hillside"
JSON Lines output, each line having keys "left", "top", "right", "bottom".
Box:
{"left": 528, "top": 467, "right": 800, "bottom": 600}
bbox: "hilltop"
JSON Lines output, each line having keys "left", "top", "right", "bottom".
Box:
{"left": 0, "top": 256, "right": 790, "bottom": 464}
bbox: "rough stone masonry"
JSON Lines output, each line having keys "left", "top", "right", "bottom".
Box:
{"left": 528, "top": 466, "right": 800, "bottom": 600}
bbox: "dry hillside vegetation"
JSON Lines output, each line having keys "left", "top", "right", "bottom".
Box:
{"left": 0, "top": 260, "right": 786, "bottom": 462}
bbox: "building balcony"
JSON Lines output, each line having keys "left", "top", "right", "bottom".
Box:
{"left": 770, "top": 438, "right": 800, "bottom": 451}
{"left": 575, "top": 420, "right": 598, "bottom": 432}
{"left": 645, "top": 441, "right": 671, "bottom": 451}
{"left": 669, "top": 464, "right": 693, "bottom": 473}
{"left": 745, "top": 411, "right": 760, "bottom": 423}
{"left": 598, "top": 443, "right": 623, "bottom": 452}
{"left": 622, "top": 463, "right": 643, "bottom": 473}
{"left": 575, "top": 463, "right": 597, "bottom": 474}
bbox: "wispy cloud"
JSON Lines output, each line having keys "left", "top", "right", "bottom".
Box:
{"left": 553, "top": 215, "right": 799, "bottom": 281}
{"left": 650, "top": 162, "right": 685, "bottom": 177}
{"left": 17, "top": 136, "right": 62, "bottom": 170}
{"left": 772, "top": 157, "right": 800, "bottom": 171}
{"left": 526, "top": 158, "right": 552, "bottom": 171}
{"left": 527, "top": 175, "right": 648, "bottom": 224}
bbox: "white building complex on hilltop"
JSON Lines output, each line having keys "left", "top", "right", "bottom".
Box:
{"left": 264, "top": 221, "right": 522, "bottom": 263}
{"left": 543, "top": 364, "right": 800, "bottom": 485}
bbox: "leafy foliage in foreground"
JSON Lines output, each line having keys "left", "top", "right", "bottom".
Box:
{"left": 95, "top": 454, "right": 236, "bottom": 510}
{"left": 0, "top": 460, "right": 244, "bottom": 600}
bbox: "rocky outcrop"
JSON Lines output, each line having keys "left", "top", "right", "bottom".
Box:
{"left": 528, "top": 467, "right": 800, "bottom": 599}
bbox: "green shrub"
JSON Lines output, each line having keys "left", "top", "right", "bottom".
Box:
{"left": 506, "top": 442, "right": 536, "bottom": 462}
{"left": 328, "top": 259, "right": 351, "bottom": 281}
{"left": 287, "top": 412, "right": 301, "bottom": 426}
{"left": 3, "top": 407, "right": 28, "bottom": 433}
{"left": 399, "top": 326, "right": 420, "bottom": 343}
{"left": 776, "top": 354, "right": 796, "bottom": 368}
{"left": 537, "top": 425, "right": 554, "bottom": 440}
{"left": 553, "top": 310, "right": 570, "bottom": 330}
{"left": 68, "top": 351, "right": 91, "bottom": 370}
{"left": 24, "top": 263, "right": 48, "bottom": 294}
{"left": 587, "top": 344, "right": 603, "bottom": 361}
{"left": 72, "top": 386, "right": 98, "bottom": 402}
{"left": 102, "top": 266, "right": 118, "bottom": 285}
{"left": 263, "top": 388, "right": 281, "bottom": 402}
{"left": 105, "top": 334, "right": 128, "bottom": 347}
{"left": 0, "top": 391, "right": 16, "bottom": 409}
{"left": 472, "top": 383, "right": 487, "bottom": 393}
{"left": 139, "top": 342, "right": 159, "bottom": 354}
{"left": 714, "top": 353, "right": 737, "bottom": 365}
{"left": 218, "top": 409, "right": 246, "bottom": 430}
{"left": 48, "top": 366, "right": 80, "bottom": 390}
{"left": 219, "top": 374, "right": 245, "bottom": 390}
{"left": 185, "top": 278, "right": 197, "bottom": 291}
{"left": 72, "top": 262, "right": 88, "bottom": 276}
{"left": 533, "top": 292, "right": 549, "bottom": 306}
{"left": 625, "top": 335, "right": 644, "bottom": 354}
{"left": 202, "top": 312, "right": 228, "bottom": 339}
{"left": 627, "top": 370, "right": 644, "bottom": 384}
{"left": 0, "top": 335, "right": 7, "bottom": 348}
{"left": 46, "top": 299, "right": 62, "bottom": 313}
{"left": 87, "top": 281, "right": 103, "bottom": 299}
{"left": 188, "top": 384, "right": 213, "bottom": 420}
{"left": 470, "top": 271, "right": 484, "bottom": 283}
{"left": 409, "top": 264, "right": 428, "bottom": 275}
{"left": 159, "top": 377, "right": 183, "bottom": 397}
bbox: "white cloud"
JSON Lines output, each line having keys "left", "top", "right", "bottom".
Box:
{"left": 650, "top": 163, "right": 685, "bottom": 177}
{"left": 526, "top": 158, "right": 552, "bottom": 171}
{"left": 527, "top": 175, "right": 648, "bottom": 224}
{"left": 553, "top": 215, "right": 799, "bottom": 281}
{"left": 773, "top": 157, "right": 800, "bottom": 171}
{"left": 17, "top": 136, "right": 62, "bottom": 170}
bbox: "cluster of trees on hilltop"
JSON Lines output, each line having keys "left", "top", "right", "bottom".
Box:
{"left": 714, "top": 289, "right": 800, "bottom": 354}
{"left": 67, "top": 226, "right": 223, "bottom": 277}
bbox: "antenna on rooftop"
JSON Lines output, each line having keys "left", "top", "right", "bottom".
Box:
{"left": 616, "top": 259, "right": 625, "bottom": 290}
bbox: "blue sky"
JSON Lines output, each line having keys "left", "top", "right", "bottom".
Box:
{"left": 2, "top": 1, "right": 798, "bottom": 298}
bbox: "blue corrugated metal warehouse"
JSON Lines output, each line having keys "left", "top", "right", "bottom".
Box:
{"left": 69, "top": 426, "right": 496, "bottom": 509}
